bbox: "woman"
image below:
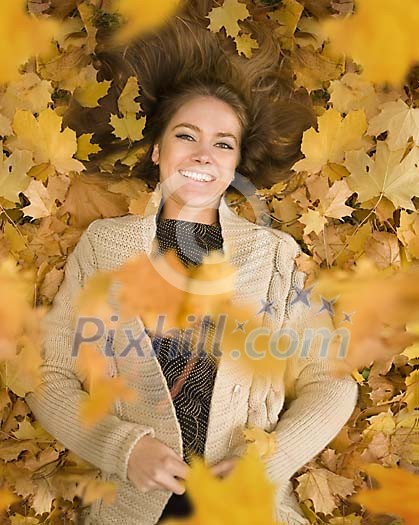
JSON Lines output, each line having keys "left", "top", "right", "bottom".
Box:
{"left": 25, "top": 11, "right": 358, "bottom": 525}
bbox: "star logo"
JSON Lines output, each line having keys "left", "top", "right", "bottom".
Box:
{"left": 318, "top": 295, "right": 338, "bottom": 316}
{"left": 342, "top": 311, "right": 354, "bottom": 323}
{"left": 232, "top": 320, "right": 248, "bottom": 333}
{"left": 290, "top": 285, "right": 313, "bottom": 308}
{"left": 257, "top": 299, "right": 275, "bottom": 317}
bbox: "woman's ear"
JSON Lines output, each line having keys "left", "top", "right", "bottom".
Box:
{"left": 151, "top": 143, "right": 160, "bottom": 165}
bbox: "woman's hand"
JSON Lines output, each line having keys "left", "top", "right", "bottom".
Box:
{"left": 210, "top": 457, "right": 239, "bottom": 478}
{"left": 127, "top": 435, "right": 191, "bottom": 495}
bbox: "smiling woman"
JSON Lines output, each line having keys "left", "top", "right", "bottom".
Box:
{"left": 25, "top": 4, "right": 358, "bottom": 525}
{"left": 151, "top": 96, "right": 241, "bottom": 224}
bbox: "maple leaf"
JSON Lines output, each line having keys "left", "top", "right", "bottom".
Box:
{"left": 75, "top": 270, "right": 114, "bottom": 330}
{"left": 268, "top": 0, "right": 303, "bottom": 51}
{"left": 56, "top": 172, "right": 130, "bottom": 229}
{"left": 367, "top": 99, "right": 419, "bottom": 150}
{"left": 111, "top": 0, "right": 184, "bottom": 44}
{"left": 110, "top": 113, "right": 146, "bottom": 141}
{"left": 164, "top": 447, "right": 277, "bottom": 525}
{"left": 76, "top": 133, "right": 101, "bottom": 161}
{"left": 114, "top": 249, "right": 189, "bottom": 330}
{"left": 293, "top": 108, "right": 368, "bottom": 174}
{"left": 298, "top": 208, "right": 327, "bottom": 235}
{"left": 292, "top": 43, "right": 345, "bottom": 92}
{"left": 243, "top": 426, "right": 276, "bottom": 459}
{"left": 117, "top": 76, "right": 143, "bottom": 114}
{"left": 329, "top": 72, "right": 380, "bottom": 118}
{"left": 73, "top": 79, "right": 111, "bottom": 108}
{"left": 396, "top": 210, "right": 419, "bottom": 262}
{"left": 296, "top": 468, "right": 354, "bottom": 515}
{"left": 0, "top": 487, "right": 19, "bottom": 511}
{"left": 10, "top": 514, "right": 40, "bottom": 525}
{"left": 21, "top": 179, "right": 55, "bottom": 219}
{"left": 0, "top": 142, "right": 33, "bottom": 203}
{"left": 352, "top": 464, "right": 419, "bottom": 525}
{"left": 321, "top": 0, "right": 419, "bottom": 85}
{"left": 312, "top": 258, "right": 419, "bottom": 374}
{"left": 0, "top": 258, "right": 35, "bottom": 358}
{"left": 404, "top": 370, "right": 419, "bottom": 412}
{"left": 0, "top": 72, "right": 53, "bottom": 119}
{"left": 345, "top": 141, "right": 419, "bottom": 211}
{"left": 234, "top": 33, "right": 259, "bottom": 58}
{"left": 0, "top": 0, "right": 60, "bottom": 84}
{"left": 8, "top": 108, "right": 85, "bottom": 175}
{"left": 82, "top": 478, "right": 117, "bottom": 505}
{"left": 110, "top": 76, "right": 146, "bottom": 141}
{"left": 207, "top": 0, "right": 250, "bottom": 38}
{"left": 76, "top": 344, "right": 137, "bottom": 426}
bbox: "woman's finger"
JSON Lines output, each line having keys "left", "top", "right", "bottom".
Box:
{"left": 210, "top": 458, "right": 236, "bottom": 478}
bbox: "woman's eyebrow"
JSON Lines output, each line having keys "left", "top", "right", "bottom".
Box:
{"left": 171, "top": 122, "right": 238, "bottom": 144}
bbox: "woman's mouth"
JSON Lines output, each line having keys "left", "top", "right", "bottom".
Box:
{"left": 179, "top": 170, "right": 215, "bottom": 182}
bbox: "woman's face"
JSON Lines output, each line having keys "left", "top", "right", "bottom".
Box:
{"left": 151, "top": 95, "right": 242, "bottom": 221}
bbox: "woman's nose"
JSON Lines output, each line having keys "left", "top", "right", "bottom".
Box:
{"left": 191, "top": 143, "right": 212, "bottom": 163}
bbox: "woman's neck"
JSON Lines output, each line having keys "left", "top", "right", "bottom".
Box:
{"left": 159, "top": 199, "right": 220, "bottom": 225}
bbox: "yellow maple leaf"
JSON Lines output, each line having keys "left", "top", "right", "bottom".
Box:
{"left": 207, "top": 0, "right": 250, "bottom": 38}
{"left": 345, "top": 141, "right": 419, "bottom": 211}
{"left": 321, "top": 0, "right": 419, "bottom": 85}
{"left": 329, "top": 72, "right": 380, "bottom": 118}
{"left": 76, "top": 344, "right": 137, "bottom": 426}
{"left": 163, "top": 447, "right": 277, "bottom": 525}
{"left": 75, "top": 270, "right": 114, "bottom": 331}
{"left": 0, "top": 142, "right": 33, "bottom": 203}
{"left": 82, "top": 478, "right": 117, "bottom": 506}
{"left": 115, "top": 249, "right": 189, "bottom": 330}
{"left": 404, "top": 370, "right": 419, "bottom": 412}
{"left": 73, "top": 79, "right": 112, "bottom": 108}
{"left": 298, "top": 208, "right": 327, "bottom": 235}
{"left": 0, "top": 486, "right": 19, "bottom": 511}
{"left": 8, "top": 108, "right": 85, "bottom": 174}
{"left": 367, "top": 99, "right": 419, "bottom": 150}
{"left": 243, "top": 426, "right": 277, "bottom": 459}
{"left": 76, "top": 133, "right": 102, "bottom": 161}
{"left": 292, "top": 108, "right": 368, "bottom": 174}
{"left": 110, "top": 113, "right": 146, "bottom": 141}
{"left": 21, "top": 179, "right": 55, "bottom": 219}
{"left": 352, "top": 464, "right": 419, "bottom": 525}
{"left": 292, "top": 43, "right": 345, "bottom": 92}
{"left": 268, "top": 0, "right": 303, "bottom": 51}
{"left": 117, "top": 76, "right": 143, "bottom": 114}
{"left": 234, "top": 33, "right": 259, "bottom": 58}
{"left": 312, "top": 257, "right": 419, "bottom": 374}
{"left": 0, "top": 72, "right": 53, "bottom": 119}
{"left": 296, "top": 468, "right": 354, "bottom": 515}
{"left": 0, "top": 258, "right": 35, "bottom": 358}
{"left": 0, "top": 0, "right": 60, "bottom": 84}
{"left": 111, "top": 0, "right": 184, "bottom": 44}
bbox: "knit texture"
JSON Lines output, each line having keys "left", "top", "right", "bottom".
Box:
{"left": 25, "top": 190, "right": 358, "bottom": 525}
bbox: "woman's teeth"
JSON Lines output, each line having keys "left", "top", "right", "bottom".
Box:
{"left": 179, "top": 170, "right": 214, "bottom": 182}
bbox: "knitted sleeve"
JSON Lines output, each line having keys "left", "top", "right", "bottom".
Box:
{"left": 25, "top": 223, "right": 155, "bottom": 483}
{"left": 261, "top": 239, "right": 358, "bottom": 486}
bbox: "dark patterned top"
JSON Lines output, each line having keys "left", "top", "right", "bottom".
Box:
{"left": 149, "top": 217, "right": 224, "bottom": 464}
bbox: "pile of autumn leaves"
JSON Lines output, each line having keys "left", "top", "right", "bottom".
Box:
{"left": 0, "top": 0, "right": 419, "bottom": 524}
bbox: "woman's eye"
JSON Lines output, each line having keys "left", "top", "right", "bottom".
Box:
{"left": 175, "top": 134, "right": 233, "bottom": 150}
{"left": 217, "top": 142, "right": 233, "bottom": 150}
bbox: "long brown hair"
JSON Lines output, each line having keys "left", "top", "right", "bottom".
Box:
{"left": 64, "top": 1, "right": 315, "bottom": 190}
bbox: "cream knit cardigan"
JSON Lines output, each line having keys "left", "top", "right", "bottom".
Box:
{"left": 26, "top": 191, "right": 358, "bottom": 525}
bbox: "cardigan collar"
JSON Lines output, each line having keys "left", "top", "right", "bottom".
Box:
{"left": 140, "top": 188, "right": 269, "bottom": 265}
